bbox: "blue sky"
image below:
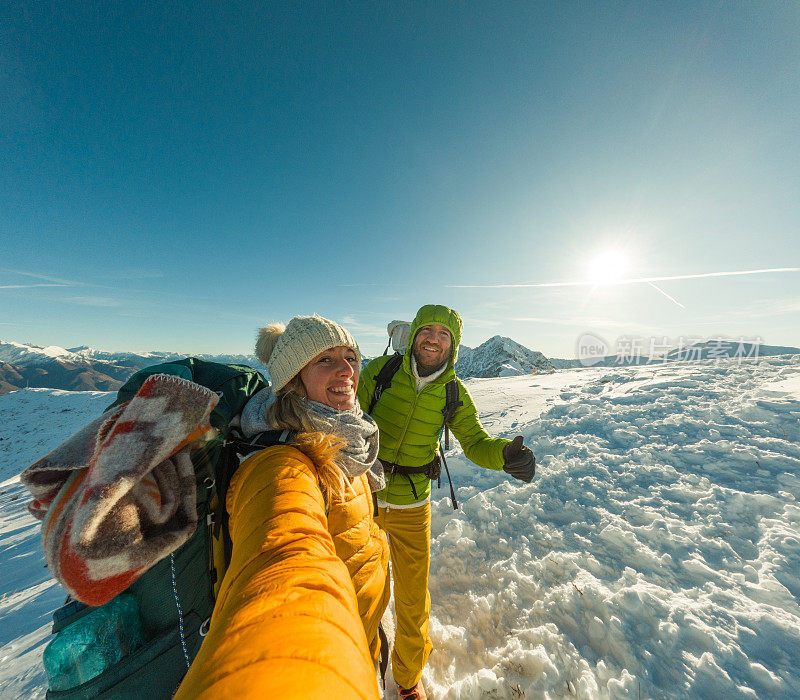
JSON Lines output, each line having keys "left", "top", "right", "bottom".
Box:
{"left": 2, "top": 2, "right": 799, "bottom": 358}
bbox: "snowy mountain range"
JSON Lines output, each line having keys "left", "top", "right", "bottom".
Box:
{"left": 0, "top": 336, "right": 558, "bottom": 395}
{"left": 3, "top": 337, "right": 799, "bottom": 395}
{"left": 0, "top": 341, "right": 265, "bottom": 395}
{"left": 665, "top": 340, "right": 800, "bottom": 361}
{"left": 550, "top": 341, "right": 800, "bottom": 368}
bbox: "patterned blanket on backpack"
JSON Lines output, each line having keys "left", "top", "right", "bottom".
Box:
{"left": 20, "top": 374, "right": 219, "bottom": 606}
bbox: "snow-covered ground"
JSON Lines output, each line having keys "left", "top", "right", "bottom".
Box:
{"left": 1, "top": 358, "right": 799, "bottom": 698}
{"left": 0, "top": 389, "right": 114, "bottom": 698}
{"left": 427, "top": 357, "right": 800, "bottom": 698}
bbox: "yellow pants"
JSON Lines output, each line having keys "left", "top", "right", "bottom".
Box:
{"left": 375, "top": 502, "right": 433, "bottom": 689}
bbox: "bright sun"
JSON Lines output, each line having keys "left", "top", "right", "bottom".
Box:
{"left": 586, "top": 250, "right": 629, "bottom": 286}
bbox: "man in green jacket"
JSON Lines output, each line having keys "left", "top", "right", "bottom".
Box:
{"left": 357, "top": 304, "right": 535, "bottom": 699}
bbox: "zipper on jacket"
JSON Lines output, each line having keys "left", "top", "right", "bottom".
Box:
{"left": 390, "top": 390, "right": 420, "bottom": 465}
{"left": 389, "top": 379, "right": 443, "bottom": 465}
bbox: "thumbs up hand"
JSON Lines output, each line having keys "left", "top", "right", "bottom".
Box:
{"left": 502, "top": 436, "right": 535, "bottom": 483}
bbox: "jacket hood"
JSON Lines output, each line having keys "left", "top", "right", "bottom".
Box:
{"left": 406, "top": 304, "right": 463, "bottom": 368}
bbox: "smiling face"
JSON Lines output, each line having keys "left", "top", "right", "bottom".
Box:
{"left": 298, "top": 345, "right": 360, "bottom": 410}
{"left": 412, "top": 323, "right": 452, "bottom": 376}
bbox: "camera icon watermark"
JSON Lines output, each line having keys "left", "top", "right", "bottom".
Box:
{"left": 576, "top": 333, "right": 609, "bottom": 367}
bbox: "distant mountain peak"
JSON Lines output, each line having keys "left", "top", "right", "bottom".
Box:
{"left": 456, "top": 335, "right": 554, "bottom": 378}
{"left": 0, "top": 340, "right": 75, "bottom": 364}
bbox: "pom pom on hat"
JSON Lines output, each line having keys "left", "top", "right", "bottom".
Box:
{"left": 255, "top": 315, "right": 360, "bottom": 392}
{"left": 255, "top": 322, "right": 286, "bottom": 366}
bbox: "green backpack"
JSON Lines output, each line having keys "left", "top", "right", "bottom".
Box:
{"left": 45, "top": 358, "right": 281, "bottom": 699}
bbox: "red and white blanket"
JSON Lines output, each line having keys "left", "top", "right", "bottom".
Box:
{"left": 21, "top": 374, "right": 219, "bottom": 606}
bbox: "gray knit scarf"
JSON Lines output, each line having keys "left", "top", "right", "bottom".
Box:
{"left": 305, "top": 399, "right": 384, "bottom": 492}
{"left": 240, "top": 388, "right": 384, "bottom": 492}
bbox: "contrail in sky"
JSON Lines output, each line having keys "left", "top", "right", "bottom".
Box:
{"left": 0, "top": 268, "right": 79, "bottom": 285}
{"left": 448, "top": 267, "right": 800, "bottom": 288}
{"left": 0, "top": 284, "right": 70, "bottom": 289}
{"left": 647, "top": 282, "right": 685, "bottom": 308}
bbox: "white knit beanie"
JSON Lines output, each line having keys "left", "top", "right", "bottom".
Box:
{"left": 254, "top": 315, "right": 361, "bottom": 392}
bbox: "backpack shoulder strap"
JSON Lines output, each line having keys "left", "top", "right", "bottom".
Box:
{"left": 213, "top": 428, "right": 297, "bottom": 568}
{"left": 440, "top": 379, "right": 463, "bottom": 452}
{"left": 442, "top": 379, "right": 463, "bottom": 426}
{"left": 226, "top": 429, "right": 297, "bottom": 458}
{"left": 368, "top": 352, "right": 404, "bottom": 414}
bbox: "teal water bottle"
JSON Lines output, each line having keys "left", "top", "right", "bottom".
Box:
{"left": 43, "top": 594, "right": 145, "bottom": 691}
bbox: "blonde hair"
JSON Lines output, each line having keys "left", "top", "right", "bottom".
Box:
{"left": 265, "top": 374, "right": 346, "bottom": 500}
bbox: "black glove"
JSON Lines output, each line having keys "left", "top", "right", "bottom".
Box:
{"left": 502, "top": 435, "right": 535, "bottom": 483}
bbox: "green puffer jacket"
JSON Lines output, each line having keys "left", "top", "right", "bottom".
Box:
{"left": 357, "top": 304, "right": 510, "bottom": 506}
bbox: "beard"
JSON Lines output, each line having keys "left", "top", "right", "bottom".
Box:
{"left": 413, "top": 346, "right": 448, "bottom": 377}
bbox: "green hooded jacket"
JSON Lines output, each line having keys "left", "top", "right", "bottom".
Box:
{"left": 357, "top": 304, "right": 510, "bottom": 506}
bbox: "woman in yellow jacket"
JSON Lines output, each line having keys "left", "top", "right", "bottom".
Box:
{"left": 177, "top": 316, "right": 390, "bottom": 699}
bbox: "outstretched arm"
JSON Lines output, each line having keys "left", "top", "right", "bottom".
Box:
{"left": 448, "top": 380, "right": 510, "bottom": 470}
{"left": 449, "top": 382, "right": 535, "bottom": 482}
{"left": 175, "top": 446, "right": 379, "bottom": 699}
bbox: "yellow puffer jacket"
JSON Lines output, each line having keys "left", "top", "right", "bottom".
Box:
{"left": 175, "top": 438, "right": 388, "bottom": 699}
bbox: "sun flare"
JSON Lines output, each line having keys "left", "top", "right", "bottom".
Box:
{"left": 586, "top": 250, "right": 629, "bottom": 286}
